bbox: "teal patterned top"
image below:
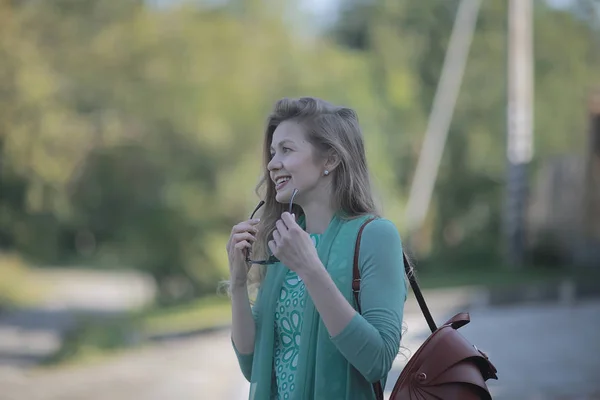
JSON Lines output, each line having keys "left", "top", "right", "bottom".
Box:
{"left": 232, "top": 215, "right": 407, "bottom": 400}
{"left": 272, "top": 234, "right": 320, "bottom": 399}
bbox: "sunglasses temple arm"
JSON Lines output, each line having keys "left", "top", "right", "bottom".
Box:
{"left": 289, "top": 189, "right": 299, "bottom": 214}
{"left": 250, "top": 200, "right": 265, "bottom": 219}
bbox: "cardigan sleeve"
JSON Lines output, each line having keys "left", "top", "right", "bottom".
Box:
{"left": 231, "top": 334, "right": 254, "bottom": 381}
{"left": 330, "top": 218, "right": 407, "bottom": 383}
{"left": 231, "top": 291, "right": 261, "bottom": 382}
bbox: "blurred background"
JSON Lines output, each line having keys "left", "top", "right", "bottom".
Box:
{"left": 0, "top": 0, "right": 599, "bottom": 399}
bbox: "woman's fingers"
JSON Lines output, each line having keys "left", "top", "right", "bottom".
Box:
{"left": 234, "top": 240, "right": 252, "bottom": 250}
{"left": 275, "top": 219, "right": 288, "bottom": 233}
{"left": 272, "top": 229, "right": 281, "bottom": 246}
{"left": 268, "top": 240, "right": 277, "bottom": 256}
{"left": 231, "top": 220, "right": 260, "bottom": 235}
{"left": 232, "top": 232, "right": 256, "bottom": 245}
{"left": 281, "top": 212, "right": 297, "bottom": 230}
{"left": 228, "top": 219, "right": 259, "bottom": 253}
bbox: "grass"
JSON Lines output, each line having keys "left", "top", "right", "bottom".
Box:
{"left": 41, "top": 294, "right": 233, "bottom": 368}
{"left": 415, "top": 265, "right": 570, "bottom": 289}
{"left": 139, "top": 294, "right": 232, "bottom": 337}
{"left": 0, "top": 253, "right": 50, "bottom": 310}
{"left": 41, "top": 315, "right": 143, "bottom": 368}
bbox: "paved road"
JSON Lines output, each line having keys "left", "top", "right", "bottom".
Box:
{"left": 385, "top": 300, "right": 600, "bottom": 400}
{"left": 1, "top": 292, "right": 599, "bottom": 399}
{"left": 0, "top": 269, "right": 155, "bottom": 369}
{"left": 0, "top": 329, "right": 242, "bottom": 400}
{"left": 458, "top": 300, "right": 600, "bottom": 400}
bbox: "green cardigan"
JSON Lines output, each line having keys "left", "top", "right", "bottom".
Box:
{"left": 233, "top": 214, "right": 407, "bottom": 400}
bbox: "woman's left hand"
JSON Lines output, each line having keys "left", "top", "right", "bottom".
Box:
{"left": 268, "top": 212, "right": 323, "bottom": 276}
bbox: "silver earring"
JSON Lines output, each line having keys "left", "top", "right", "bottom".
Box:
{"left": 324, "top": 170, "right": 329, "bottom": 176}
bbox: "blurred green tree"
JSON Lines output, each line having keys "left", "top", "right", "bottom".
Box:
{"left": 330, "top": 0, "right": 599, "bottom": 267}
{"left": 0, "top": 0, "right": 401, "bottom": 301}
{"left": 0, "top": 0, "right": 597, "bottom": 303}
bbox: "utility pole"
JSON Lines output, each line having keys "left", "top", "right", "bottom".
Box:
{"left": 404, "top": 0, "right": 481, "bottom": 240}
{"left": 582, "top": 90, "right": 600, "bottom": 266}
{"left": 505, "top": 0, "right": 534, "bottom": 267}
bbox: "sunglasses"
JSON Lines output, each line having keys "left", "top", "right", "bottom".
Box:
{"left": 245, "top": 188, "right": 299, "bottom": 265}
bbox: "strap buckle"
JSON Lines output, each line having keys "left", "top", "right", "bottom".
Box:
{"left": 352, "top": 278, "right": 361, "bottom": 292}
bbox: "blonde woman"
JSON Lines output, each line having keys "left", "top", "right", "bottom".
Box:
{"left": 227, "top": 97, "right": 407, "bottom": 400}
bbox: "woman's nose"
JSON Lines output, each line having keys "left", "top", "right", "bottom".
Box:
{"left": 267, "top": 156, "right": 281, "bottom": 171}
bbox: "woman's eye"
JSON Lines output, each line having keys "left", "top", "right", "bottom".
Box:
{"left": 269, "top": 147, "right": 291, "bottom": 158}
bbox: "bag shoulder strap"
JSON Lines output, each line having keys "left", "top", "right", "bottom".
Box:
{"left": 352, "top": 217, "right": 439, "bottom": 400}
{"left": 351, "top": 216, "right": 376, "bottom": 313}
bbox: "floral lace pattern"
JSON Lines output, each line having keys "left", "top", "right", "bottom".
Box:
{"left": 272, "top": 234, "right": 319, "bottom": 399}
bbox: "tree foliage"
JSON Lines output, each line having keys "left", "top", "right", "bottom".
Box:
{"left": 0, "top": 0, "right": 598, "bottom": 300}
{"left": 331, "top": 0, "right": 599, "bottom": 264}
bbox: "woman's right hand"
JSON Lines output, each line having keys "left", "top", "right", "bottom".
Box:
{"left": 226, "top": 218, "right": 260, "bottom": 288}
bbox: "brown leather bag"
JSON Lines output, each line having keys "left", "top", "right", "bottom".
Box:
{"left": 353, "top": 218, "right": 498, "bottom": 400}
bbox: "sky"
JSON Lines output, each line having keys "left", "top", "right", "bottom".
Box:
{"left": 297, "top": 0, "right": 585, "bottom": 31}
{"left": 150, "top": 0, "right": 581, "bottom": 20}
{"left": 148, "top": 0, "right": 590, "bottom": 30}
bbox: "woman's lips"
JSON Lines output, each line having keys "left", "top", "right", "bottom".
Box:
{"left": 276, "top": 178, "right": 290, "bottom": 191}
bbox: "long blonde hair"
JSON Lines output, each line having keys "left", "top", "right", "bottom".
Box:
{"left": 247, "top": 97, "right": 379, "bottom": 296}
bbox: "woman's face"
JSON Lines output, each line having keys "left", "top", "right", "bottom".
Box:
{"left": 267, "top": 120, "right": 326, "bottom": 205}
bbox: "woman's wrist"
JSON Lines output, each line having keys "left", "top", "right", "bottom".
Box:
{"left": 231, "top": 280, "right": 248, "bottom": 293}
{"left": 298, "top": 257, "right": 327, "bottom": 283}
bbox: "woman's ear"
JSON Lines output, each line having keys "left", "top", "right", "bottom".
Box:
{"left": 324, "top": 150, "right": 341, "bottom": 174}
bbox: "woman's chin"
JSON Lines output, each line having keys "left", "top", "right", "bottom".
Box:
{"left": 275, "top": 191, "right": 288, "bottom": 204}
{"left": 275, "top": 187, "right": 296, "bottom": 204}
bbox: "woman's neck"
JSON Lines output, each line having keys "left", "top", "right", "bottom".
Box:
{"left": 301, "top": 201, "right": 336, "bottom": 234}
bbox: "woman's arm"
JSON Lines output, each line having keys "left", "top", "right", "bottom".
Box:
{"left": 231, "top": 283, "right": 256, "bottom": 353}
{"left": 231, "top": 283, "right": 257, "bottom": 381}
{"left": 300, "top": 219, "right": 406, "bottom": 383}
{"left": 300, "top": 263, "right": 359, "bottom": 336}
{"left": 227, "top": 218, "right": 260, "bottom": 381}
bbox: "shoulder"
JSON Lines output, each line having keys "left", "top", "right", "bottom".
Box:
{"left": 350, "top": 217, "right": 403, "bottom": 260}
{"left": 356, "top": 217, "right": 405, "bottom": 279}
{"left": 361, "top": 217, "right": 402, "bottom": 245}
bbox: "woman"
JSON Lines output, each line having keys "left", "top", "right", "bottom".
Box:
{"left": 227, "top": 97, "right": 407, "bottom": 400}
